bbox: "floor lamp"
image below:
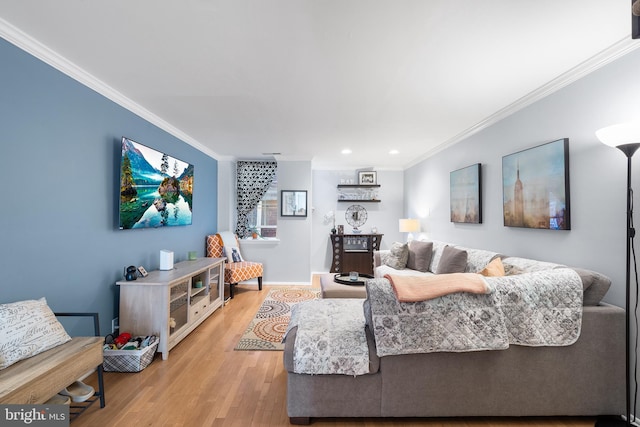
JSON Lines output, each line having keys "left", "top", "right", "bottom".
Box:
{"left": 596, "top": 121, "right": 640, "bottom": 427}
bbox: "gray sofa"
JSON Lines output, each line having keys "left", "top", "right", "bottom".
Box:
{"left": 283, "top": 241, "right": 625, "bottom": 424}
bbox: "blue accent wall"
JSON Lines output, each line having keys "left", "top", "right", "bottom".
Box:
{"left": 0, "top": 38, "right": 218, "bottom": 335}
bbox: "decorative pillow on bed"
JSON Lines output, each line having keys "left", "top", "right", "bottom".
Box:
{"left": 0, "top": 298, "right": 71, "bottom": 370}
{"left": 573, "top": 267, "right": 612, "bottom": 306}
{"left": 503, "top": 264, "right": 524, "bottom": 276}
{"left": 406, "top": 240, "right": 433, "bottom": 272}
{"left": 382, "top": 242, "right": 409, "bottom": 270}
{"left": 436, "top": 246, "right": 468, "bottom": 274}
{"left": 428, "top": 241, "right": 449, "bottom": 272}
{"left": 479, "top": 257, "right": 505, "bottom": 277}
{"left": 501, "top": 256, "right": 563, "bottom": 273}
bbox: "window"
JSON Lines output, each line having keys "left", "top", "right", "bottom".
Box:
{"left": 246, "top": 176, "right": 278, "bottom": 237}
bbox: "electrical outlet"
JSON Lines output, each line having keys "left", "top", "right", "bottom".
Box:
{"left": 112, "top": 317, "right": 119, "bottom": 334}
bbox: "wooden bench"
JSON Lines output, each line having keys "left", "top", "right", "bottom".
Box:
{"left": 0, "top": 312, "right": 105, "bottom": 418}
{"left": 0, "top": 337, "right": 104, "bottom": 404}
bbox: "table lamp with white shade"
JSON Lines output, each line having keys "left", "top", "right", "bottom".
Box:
{"left": 399, "top": 218, "right": 420, "bottom": 242}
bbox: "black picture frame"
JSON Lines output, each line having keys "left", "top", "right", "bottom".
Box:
{"left": 450, "top": 163, "right": 482, "bottom": 224}
{"left": 502, "top": 138, "right": 570, "bottom": 230}
{"left": 633, "top": 0, "right": 639, "bottom": 39}
{"left": 119, "top": 137, "right": 194, "bottom": 230}
{"left": 280, "top": 190, "right": 307, "bottom": 217}
{"left": 358, "top": 171, "right": 377, "bottom": 185}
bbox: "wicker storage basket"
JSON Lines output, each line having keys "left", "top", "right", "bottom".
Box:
{"left": 103, "top": 336, "right": 159, "bottom": 372}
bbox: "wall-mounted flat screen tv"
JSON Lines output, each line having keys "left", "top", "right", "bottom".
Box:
{"left": 119, "top": 137, "right": 193, "bottom": 229}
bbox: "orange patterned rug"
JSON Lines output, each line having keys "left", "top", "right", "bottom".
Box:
{"left": 235, "top": 287, "right": 320, "bottom": 351}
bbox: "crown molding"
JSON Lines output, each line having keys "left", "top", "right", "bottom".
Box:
{"left": 404, "top": 36, "right": 640, "bottom": 169}
{"left": 3, "top": 17, "right": 637, "bottom": 169}
{"left": 0, "top": 17, "right": 220, "bottom": 160}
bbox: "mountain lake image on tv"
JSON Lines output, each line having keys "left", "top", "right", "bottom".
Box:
{"left": 119, "top": 137, "right": 193, "bottom": 229}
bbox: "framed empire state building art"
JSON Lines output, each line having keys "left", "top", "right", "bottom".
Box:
{"left": 450, "top": 163, "right": 482, "bottom": 224}
{"left": 502, "top": 138, "right": 570, "bottom": 230}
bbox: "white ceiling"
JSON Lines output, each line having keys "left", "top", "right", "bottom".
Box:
{"left": 0, "top": 1, "right": 637, "bottom": 169}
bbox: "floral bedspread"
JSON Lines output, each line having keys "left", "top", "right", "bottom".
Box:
{"left": 286, "top": 268, "right": 582, "bottom": 375}
{"left": 365, "top": 268, "right": 583, "bottom": 357}
{"left": 364, "top": 278, "right": 508, "bottom": 355}
{"left": 285, "top": 298, "right": 370, "bottom": 376}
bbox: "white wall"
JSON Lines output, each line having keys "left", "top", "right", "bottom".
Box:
{"left": 219, "top": 48, "right": 640, "bottom": 297}
{"left": 217, "top": 160, "right": 235, "bottom": 232}
{"left": 404, "top": 47, "right": 640, "bottom": 309}
{"left": 221, "top": 160, "right": 313, "bottom": 284}
{"left": 221, "top": 164, "right": 405, "bottom": 279}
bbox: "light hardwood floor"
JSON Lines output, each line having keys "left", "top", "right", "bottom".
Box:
{"left": 74, "top": 278, "right": 598, "bottom": 427}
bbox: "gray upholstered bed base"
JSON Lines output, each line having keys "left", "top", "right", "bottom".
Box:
{"left": 283, "top": 303, "right": 625, "bottom": 424}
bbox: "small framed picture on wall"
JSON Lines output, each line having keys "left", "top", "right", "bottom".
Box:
{"left": 280, "top": 190, "right": 307, "bottom": 217}
{"left": 358, "top": 171, "right": 377, "bottom": 185}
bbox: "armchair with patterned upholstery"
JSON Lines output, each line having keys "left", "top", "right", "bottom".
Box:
{"left": 206, "top": 233, "right": 263, "bottom": 299}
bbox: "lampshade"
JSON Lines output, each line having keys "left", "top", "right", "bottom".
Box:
{"left": 399, "top": 218, "right": 420, "bottom": 233}
{"left": 596, "top": 121, "right": 640, "bottom": 148}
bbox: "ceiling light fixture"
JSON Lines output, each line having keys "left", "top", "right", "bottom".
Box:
{"left": 341, "top": 149, "right": 352, "bottom": 155}
{"left": 389, "top": 150, "right": 399, "bottom": 155}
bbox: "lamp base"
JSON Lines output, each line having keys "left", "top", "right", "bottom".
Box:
{"left": 595, "top": 416, "right": 630, "bottom": 426}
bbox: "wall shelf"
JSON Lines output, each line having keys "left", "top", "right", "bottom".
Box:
{"left": 337, "top": 184, "right": 381, "bottom": 202}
